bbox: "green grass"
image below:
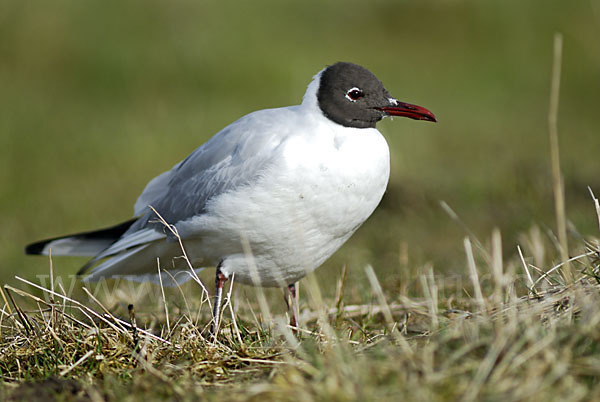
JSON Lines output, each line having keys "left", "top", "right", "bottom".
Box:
{"left": 2, "top": 0, "right": 600, "bottom": 283}
{"left": 2, "top": 0, "right": 600, "bottom": 400}
{"left": 1, "top": 237, "right": 600, "bottom": 401}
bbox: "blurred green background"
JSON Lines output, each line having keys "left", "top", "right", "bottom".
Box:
{"left": 2, "top": 0, "right": 599, "bottom": 296}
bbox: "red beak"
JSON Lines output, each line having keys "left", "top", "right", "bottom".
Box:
{"left": 377, "top": 101, "right": 437, "bottom": 122}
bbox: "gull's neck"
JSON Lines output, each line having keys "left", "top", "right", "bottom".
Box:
{"left": 300, "top": 69, "right": 325, "bottom": 112}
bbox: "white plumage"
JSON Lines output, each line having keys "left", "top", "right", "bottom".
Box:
{"left": 83, "top": 70, "right": 390, "bottom": 287}
{"left": 27, "top": 62, "right": 436, "bottom": 297}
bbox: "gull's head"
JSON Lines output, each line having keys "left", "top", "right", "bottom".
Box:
{"left": 305, "top": 62, "right": 436, "bottom": 129}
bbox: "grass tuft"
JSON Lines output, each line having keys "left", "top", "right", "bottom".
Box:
{"left": 2, "top": 230, "right": 600, "bottom": 401}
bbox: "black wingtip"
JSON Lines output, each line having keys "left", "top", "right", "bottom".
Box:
{"left": 24, "top": 218, "right": 139, "bottom": 257}
{"left": 25, "top": 240, "right": 49, "bottom": 255}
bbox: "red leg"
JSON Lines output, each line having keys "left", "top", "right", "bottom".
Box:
{"left": 285, "top": 282, "right": 299, "bottom": 333}
{"left": 211, "top": 262, "right": 228, "bottom": 336}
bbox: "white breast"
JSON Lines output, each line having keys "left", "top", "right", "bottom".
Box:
{"left": 185, "top": 118, "right": 390, "bottom": 287}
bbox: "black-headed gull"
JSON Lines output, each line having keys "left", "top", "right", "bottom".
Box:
{"left": 26, "top": 62, "right": 436, "bottom": 331}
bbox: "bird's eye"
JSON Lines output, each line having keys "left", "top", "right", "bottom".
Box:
{"left": 345, "top": 87, "right": 363, "bottom": 102}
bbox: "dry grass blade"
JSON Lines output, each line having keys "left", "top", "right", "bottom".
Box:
{"left": 148, "top": 205, "right": 211, "bottom": 299}
{"left": 365, "top": 265, "right": 396, "bottom": 330}
{"left": 225, "top": 274, "right": 244, "bottom": 345}
{"left": 13, "top": 276, "right": 172, "bottom": 345}
{"left": 461, "top": 335, "right": 508, "bottom": 402}
{"left": 1, "top": 256, "right": 600, "bottom": 401}
{"left": 59, "top": 349, "right": 94, "bottom": 376}
{"left": 588, "top": 186, "right": 600, "bottom": 232}
{"left": 303, "top": 271, "right": 335, "bottom": 342}
{"left": 81, "top": 286, "right": 128, "bottom": 333}
{"left": 0, "top": 285, "right": 14, "bottom": 316}
{"left": 532, "top": 251, "right": 596, "bottom": 288}
{"left": 547, "top": 32, "right": 572, "bottom": 283}
{"left": 3, "top": 205, "right": 600, "bottom": 401}
{"left": 491, "top": 229, "right": 504, "bottom": 305}
{"left": 464, "top": 237, "right": 486, "bottom": 313}
{"left": 334, "top": 264, "right": 347, "bottom": 324}
{"left": 441, "top": 201, "right": 491, "bottom": 264}
{"left": 517, "top": 245, "right": 536, "bottom": 295}
{"left": 3, "top": 285, "right": 34, "bottom": 334}
{"left": 156, "top": 259, "right": 171, "bottom": 336}
{"left": 238, "top": 236, "right": 272, "bottom": 340}
{"left": 365, "top": 265, "right": 412, "bottom": 353}
{"left": 419, "top": 265, "right": 439, "bottom": 329}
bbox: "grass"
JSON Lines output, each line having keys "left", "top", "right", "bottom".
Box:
{"left": 1, "top": 229, "right": 600, "bottom": 401}
{"left": 3, "top": 0, "right": 600, "bottom": 281}
{"left": 2, "top": 1, "right": 600, "bottom": 400}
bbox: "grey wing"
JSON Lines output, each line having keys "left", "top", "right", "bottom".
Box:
{"left": 129, "top": 109, "right": 288, "bottom": 233}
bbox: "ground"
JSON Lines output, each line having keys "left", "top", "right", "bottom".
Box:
{"left": 2, "top": 1, "right": 600, "bottom": 400}
{"left": 2, "top": 238, "right": 600, "bottom": 401}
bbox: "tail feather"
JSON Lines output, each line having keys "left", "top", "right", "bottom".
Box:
{"left": 79, "top": 239, "right": 187, "bottom": 282}
{"left": 25, "top": 218, "right": 138, "bottom": 257}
